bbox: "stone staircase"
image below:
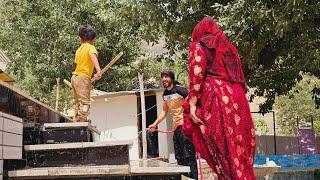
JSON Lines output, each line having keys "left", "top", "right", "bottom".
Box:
{"left": 7, "top": 122, "right": 189, "bottom": 179}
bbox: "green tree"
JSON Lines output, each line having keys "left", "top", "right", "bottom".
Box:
{"left": 136, "top": 0, "right": 320, "bottom": 112}
{"left": 274, "top": 76, "right": 320, "bottom": 135}
{"left": 0, "top": 0, "right": 142, "bottom": 111}
{"left": 254, "top": 118, "right": 269, "bottom": 135}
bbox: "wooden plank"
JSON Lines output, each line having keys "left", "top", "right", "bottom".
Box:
{"left": 55, "top": 78, "right": 60, "bottom": 111}
{"left": 0, "top": 80, "right": 71, "bottom": 121}
{"left": 91, "top": 52, "right": 124, "bottom": 82}
{"left": 63, "top": 79, "right": 72, "bottom": 88}
{"left": 138, "top": 73, "right": 147, "bottom": 161}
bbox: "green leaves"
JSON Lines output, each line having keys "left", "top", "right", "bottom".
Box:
{"left": 275, "top": 76, "right": 320, "bottom": 135}
{"left": 136, "top": 0, "right": 320, "bottom": 112}
{"left": 0, "top": 0, "right": 142, "bottom": 111}
{"left": 0, "top": 0, "right": 319, "bottom": 113}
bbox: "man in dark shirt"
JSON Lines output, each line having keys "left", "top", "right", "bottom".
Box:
{"left": 149, "top": 69, "right": 198, "bottom": 179}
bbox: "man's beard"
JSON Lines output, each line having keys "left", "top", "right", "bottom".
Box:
{"left": 162, "top": 80, "right": 173, "bottom": 88}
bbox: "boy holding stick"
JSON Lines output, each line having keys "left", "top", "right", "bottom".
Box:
{"left": 71, "top": 25, "right": 102, "bottom": 122}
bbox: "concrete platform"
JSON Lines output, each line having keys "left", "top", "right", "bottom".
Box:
{"left": 130, "top": 159, "right": 189, "bottom": 175}
{"left": 42, "top": 122, "right": 100, "bottom": 144}
{"left": 196, "top": 159, "right": 280, "bottom": 180}
{"left": 254, "top": 164, "right": 281, "bottom": 180}
{"left": 24, "top": 141, "right": 132, "bottom": 168}
{"left": 8, "top": 159, "right": 189, "bottom": 179}
{"left": 24, "top": 140, "right": 132, "bottom": 151}
{"left": 8, "top": 165, "right": 130, "bottom": 179}
{"left": 43, "top": 122, "right": 101, "bottom": 135}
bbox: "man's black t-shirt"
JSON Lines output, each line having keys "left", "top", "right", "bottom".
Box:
{"left": 163, "top": 85, "right": 188, "bottom": 99}
{"left": 162, "top": 85, "right": 188, "bottom": 127}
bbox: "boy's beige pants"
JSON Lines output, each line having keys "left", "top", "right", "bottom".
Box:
{"left": 71, "top": 75, "right": 92, "bottom": 122}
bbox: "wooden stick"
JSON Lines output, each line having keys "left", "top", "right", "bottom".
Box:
{"left": 55, "top": 78, "right": 60, "bottom": 111}
{"left": 91, "top": 52, "right": 124, "bottom": 82}
{"left": 63, "top": 79, "right": 72, "bottom": 88}
{"left": 138, "top": 73, "right": 147, "bottom": 161}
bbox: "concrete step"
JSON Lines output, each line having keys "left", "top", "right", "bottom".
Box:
{"left": 8, "top": 160, "right": 190, "bottom": 180}
{"left": 41, "top": 122, "right": 100, "bottom": 144}
{"left": 23, "top": 123, "right": 42, "bottom": 145}
{"left": 130, "top": 159, "right": 190, "bottom": 175}
{"left": 43, "top": 122, "right": 100, "bottom": 134}
{"left": 24, "top": 141, "right": 132, "bottom": 168}
{"left": 23, "top": 122, "right": 101, "bottom": 145}
{"left": 8, "top": 165, "right": 130, "bottom": 179}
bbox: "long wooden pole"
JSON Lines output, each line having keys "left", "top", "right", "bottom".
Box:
{"left": 91, "top": 52, "right": 124, "bottom": 82}
{"left": 138, "top": 73, "right": 147, "bottom": 160}
{"left": 55, "top": 78, "right": 60, "bottom": 111}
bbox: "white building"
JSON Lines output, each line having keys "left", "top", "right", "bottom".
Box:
{"left": 89, "top": 89, "right": 175, "bottom": 161}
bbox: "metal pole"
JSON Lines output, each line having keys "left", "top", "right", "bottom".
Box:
{"left": 273, "top": 111, "right": 277, "bottom": 155}
{"left": 297, "top": 116, "right": 301, "bottom": 154}
{"left": 138, "top": 73, "right": 147, "bottom": 161}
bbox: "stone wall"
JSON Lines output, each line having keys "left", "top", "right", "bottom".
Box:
{"left": 0, "top": 112, "right": 23, "bottom": 179}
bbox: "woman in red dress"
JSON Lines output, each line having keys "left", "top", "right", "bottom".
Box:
{"left": 183, "top": 16, "right": 256, "bottom": 179}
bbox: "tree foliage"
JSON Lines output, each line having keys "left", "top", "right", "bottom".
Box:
{"left": 0, "top": 0, "right": 143, "bottom": 111}
{"left": 254, "top": 118, "right": 270, "bottom": 135}
{"left": 136, "top": 0, "right": 320, "bottom": 112}
{"left": 274, "top": 76, "right": 320, "bottom": 135}
{"left": 1, "top": 0, "right": 320, "bottom": 113}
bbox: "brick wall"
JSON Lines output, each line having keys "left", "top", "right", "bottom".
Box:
{"left": 0, "top": 112, "right": 23, "bottom": 179}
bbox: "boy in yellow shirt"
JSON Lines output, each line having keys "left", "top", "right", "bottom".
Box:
{"left": 71, "top": 25, "right": 102, "bottom": 122}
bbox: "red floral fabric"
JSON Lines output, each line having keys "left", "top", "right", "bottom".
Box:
{"left": 183, "top": 17, "right": 256, "bottom": 179}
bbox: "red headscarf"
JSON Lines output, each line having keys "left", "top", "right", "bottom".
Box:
{"left": 190, "top": 16, "right": 246, "bottom": 84}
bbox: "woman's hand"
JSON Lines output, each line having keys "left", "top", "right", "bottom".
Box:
{"left": 189, "top": 96, "right": 202, "bottom": 124}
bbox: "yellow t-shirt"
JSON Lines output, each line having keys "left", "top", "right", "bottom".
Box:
{"left": 74, "top": 43, "right": 98, "bottom": 78}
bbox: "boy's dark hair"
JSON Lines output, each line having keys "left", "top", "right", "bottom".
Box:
{"left": 78, "top": 25, "right": 96, "bottom": 41}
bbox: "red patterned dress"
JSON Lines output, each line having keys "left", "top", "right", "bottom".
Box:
{"left": 183, "top": 17, "right": 256, "bottom": 180}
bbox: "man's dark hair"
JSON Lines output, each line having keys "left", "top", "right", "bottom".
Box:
{"left": 161, "top": 69, "right": 175, "bottom": 80}
{"left": 161, "top": 69, "right": 181, "bottom": 85}
{"left": 78, "top": 25, "right": 96, "bottom": 41}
